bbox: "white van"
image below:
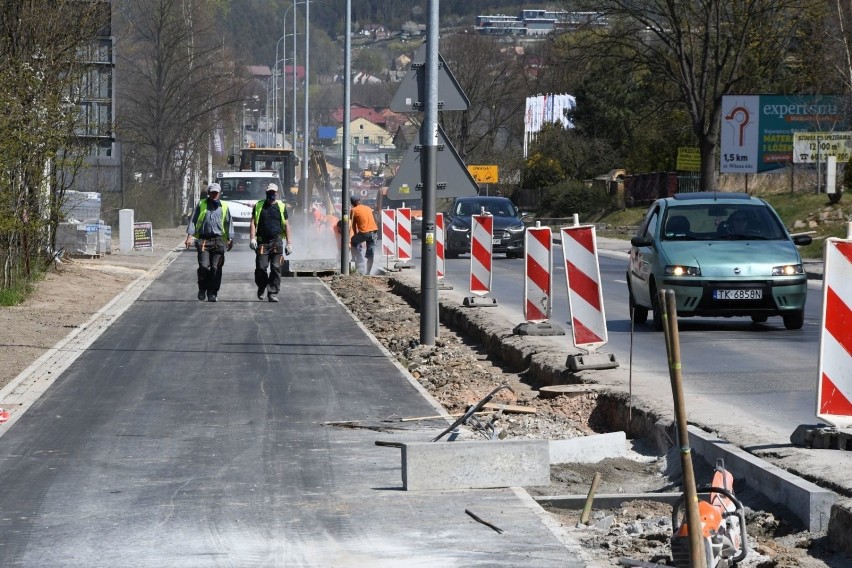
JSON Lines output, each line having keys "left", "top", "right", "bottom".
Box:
{"left": 214, "top": 170, "right": 283, "bottom": 241}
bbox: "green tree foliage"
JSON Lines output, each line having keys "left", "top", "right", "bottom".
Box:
{"left": 0, "top": 0, "right": 108, "bottom": 294}
{"left": 538, "top": 179, "right": 610, "bottom": 218}
{"left": 564, "top": 0, "right": 812, "bottom": 191}
{"left": 353, "top": 47, "right": 386, "bottom": 76}
{"left": 522, "top": 153, "right": 565, "bottom": 189}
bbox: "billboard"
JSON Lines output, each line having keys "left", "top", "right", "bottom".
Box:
{"left": 720, "top": 95, "right": 846, "bottom": 173}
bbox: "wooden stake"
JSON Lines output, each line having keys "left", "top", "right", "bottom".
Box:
{"left": 580, "top": 471, "right": 602, "bottom": 524}
{"left": 660, "top": 289, "right": 706, "bottom": 568}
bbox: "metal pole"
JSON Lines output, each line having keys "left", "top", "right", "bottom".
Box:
{"left": 341, "top": 0, "right": 351, "bottom": 274}
{"left": 301, "top": 0, "right": 310, "bottom": 215}
{"left": 817, "top": 135, "right": 822, "bottom": 195}
{"left": 420, "top": 0, "right": 439, "bottom": 345}
{"left": 292, "top": 3, "right": 298, "bottom": 156}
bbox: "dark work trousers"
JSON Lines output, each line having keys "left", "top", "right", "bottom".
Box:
{"left": 255, "top": 236, "right": 284, "bottom": 296}
{"left": 196, "top": 236, "right": 226, "bottom": 296}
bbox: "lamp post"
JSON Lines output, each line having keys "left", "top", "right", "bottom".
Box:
{"left": 281, "top": 1, "right": 304, "bottom": 150}
{"left": 301, "top": 0, "right": 310, "bottom": 214}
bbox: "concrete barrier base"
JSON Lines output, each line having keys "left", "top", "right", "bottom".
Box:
{"left": 402, "top": 439, "right": 550, "bottom": 490}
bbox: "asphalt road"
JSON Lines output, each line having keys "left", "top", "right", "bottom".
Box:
{"left": 0, "top": 249, "right": 590, "bottom": 567}
{"left": 403, "top": 239, "right": 827, "bottom": 447}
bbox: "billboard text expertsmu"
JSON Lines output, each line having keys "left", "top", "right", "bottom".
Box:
{"left": 720, "top": 95, "right": 845, "bottom": 174}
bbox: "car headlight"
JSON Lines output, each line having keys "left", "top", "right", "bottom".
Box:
{"left": 449, "top": 223, "right": 469, "bottom": 232}
{"left": 507, "top": 224, "right": 525, "bottom": 232}
{"left": 664, "top": 265, "right": 701, "bottom": 276}
{"left": 772, "top": 264, "right": 803, "bottom": 276}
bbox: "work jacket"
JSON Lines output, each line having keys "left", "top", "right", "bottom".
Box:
{"left": 252, "top": 200, "right": 287, "bottom": 239}
{"left": 192, "top": 199, "right": 231, "bottom": 240}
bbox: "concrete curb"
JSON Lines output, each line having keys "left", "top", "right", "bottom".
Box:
{"left": 386, "top": 274, "right": 843, "bottom": 538}
{"left": 688, "top": 426, "right": 834, "bottom": 532}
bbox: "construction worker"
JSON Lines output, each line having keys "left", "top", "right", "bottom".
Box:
{"left": 249, "top": 183, "right": 292, "bottom": 302}
{"left": 349, "top": 196, "right": 379, "bottom": 275}
{"left": 185, "top": 183, "right": 234, "bottom": 302}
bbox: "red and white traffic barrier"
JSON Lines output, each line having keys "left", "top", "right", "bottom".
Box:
{"left": 817, "top": 238, "right": 852, "bottom": 427}
{"left": 396, "top": 207, "right": 412, "bottom": 263}
{"left": 513, "top": 225, "right": 563, "bottom": 336}
{"left": 381, "top": 208, "right": 396, "bottom": 258}
{"left": 464, "top": 213, "right": 497, "bottom": 306}
{"left": 436, "top": 212, "right": 445, "bottom": 280}
{"left": 561, "top": 224, "right": 617, "bottom": 370}
{"left": 524, "top": 226, "right": 553, "bottom": 323}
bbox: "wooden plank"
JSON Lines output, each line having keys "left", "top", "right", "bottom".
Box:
{"left": 480, "top": 402, "right": 536, "bottom": 414}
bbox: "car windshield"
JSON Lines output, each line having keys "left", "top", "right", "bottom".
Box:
{"left": 661, "top": 203, "right": 786, "bottom": 241}
{"left": 218, "top": 177, "right": 280, "bottom": 201}
{"left": 455, "top": 200, "right": 517, "bottom": 217}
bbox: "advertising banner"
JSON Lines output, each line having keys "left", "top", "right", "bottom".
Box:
{"left": 720, "top": 95, "right": 846, "bottom": 173}
{"left": 792, "top": 132, "right": 852, "bottom": 164}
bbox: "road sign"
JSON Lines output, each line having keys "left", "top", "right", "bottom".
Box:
{"left": 390, "top": 44, "right": 470, "bottom": 113}
{"left": 468, "top": 165, "right": 498, "bottom": 183}
{"left": 387, "top": 124, "right": 479, "bottom": 200}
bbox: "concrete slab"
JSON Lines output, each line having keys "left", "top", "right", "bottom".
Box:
{"left": 688, "top": 426, "right": 836, "bottom": 532}
{"left": 550, "top": 432, "right": 627, "bottom": 464}
{"left": 402, "top": 439, "right": 550, "bottom": 490}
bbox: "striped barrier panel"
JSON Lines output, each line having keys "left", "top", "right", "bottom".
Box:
{"left": 464, "top": 213, "right": 496, "bottom": 307}
{"left": 381, "top": 208, "right": 396, "bottom": 258}
{"left": 524, "top": 226, "right": 553, "bottom": 323}
{"left": 396, "top": 207, "right": 412, "bottom": 262}
{"left": 560, "top": 224, "right": 609, "bottom": 353}
{"left": 436, "top": 212, "right": 445, "bottom": 280}
{"left": 817, "top": 238, "right": 852, "bottom": 428}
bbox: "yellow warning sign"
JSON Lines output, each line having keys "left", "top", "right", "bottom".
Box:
{"left": 425, "top": 233, "right": 434, "bottom": 245}
{"left": 676, "top": 147, "right": 701, "bottom": 172}
{"left": 467, "top": 165, "right": 498, "bottom": 183}
{"left": 399, "top": 183, "right": 411, "bottom": 195}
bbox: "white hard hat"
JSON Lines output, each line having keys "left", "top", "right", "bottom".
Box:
{"left": 267, "top": 183, "right": 279, "bottom": 192}
{"left": 207, "top": 183, "right": 221, "bottom": 193}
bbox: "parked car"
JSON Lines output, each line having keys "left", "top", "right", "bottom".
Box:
{"left": 444, "top": 196, "right": 526, "bottom": 258}
{"left": 627, "top": 192, "right": 812, "bottom": 330}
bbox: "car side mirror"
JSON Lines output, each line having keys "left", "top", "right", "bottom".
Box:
{"left": 792, "top": 234, "right": 813, "bottom": 246}
{"left": 631, "top": 235, "right": 654, "bottom": 247}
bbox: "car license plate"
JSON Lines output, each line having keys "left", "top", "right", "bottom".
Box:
{"left": 714, "top": 289, "right": 762, "bottom": 300}
{"left": 492, "top": 238, "right": 501, "bottom": 245}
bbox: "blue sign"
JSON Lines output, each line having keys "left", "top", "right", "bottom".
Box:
{"left": 317, "top": 126, "right": 337, "bottom": 140}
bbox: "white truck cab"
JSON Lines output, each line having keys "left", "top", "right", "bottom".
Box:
{"left": 214, "top": 170, "right": 283, "bottom": 240}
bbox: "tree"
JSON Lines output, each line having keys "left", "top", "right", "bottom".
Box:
{"left": 0, "top": 0, "right": 109, "bottom": 293}
{"left": 564, "top": 0, "right": 811, "bottom": 190}
{"left": 438, "top": 33, "right": 526, "bottom": 165}
{"left": 114, "top": 0, "right": 246, "bottom": 223}
{"left": 353, "top": 47, "right": 386, "bottom": 76}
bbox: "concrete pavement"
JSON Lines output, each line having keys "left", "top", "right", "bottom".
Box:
{"left": 0, "top": 247, "right": 598, "bottom": 567}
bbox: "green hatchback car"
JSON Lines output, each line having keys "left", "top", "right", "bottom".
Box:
{"left": 627, "top": 192, "right": 812, "bottom": 330}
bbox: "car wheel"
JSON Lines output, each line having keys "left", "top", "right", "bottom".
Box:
{"left": 751, "top": 315, "right": 768, "bottom": 323}
{"left": 783, "top": 310, "right": 804, "bottom": 330}
{"left": 445, "top": 250, "right": 459, "bottom": 259}
{"left": 627, "top": 279, "right": 648, "bottom": 324}
{"left": 506, "top": 252, "right": 518, "bottom": 259}
{"left": 649, "top": 282, "right": 666, "bottom": 331}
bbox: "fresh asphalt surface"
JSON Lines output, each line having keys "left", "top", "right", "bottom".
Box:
{"left": 0, "top": 248, "right": 587, "bottom": 567}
